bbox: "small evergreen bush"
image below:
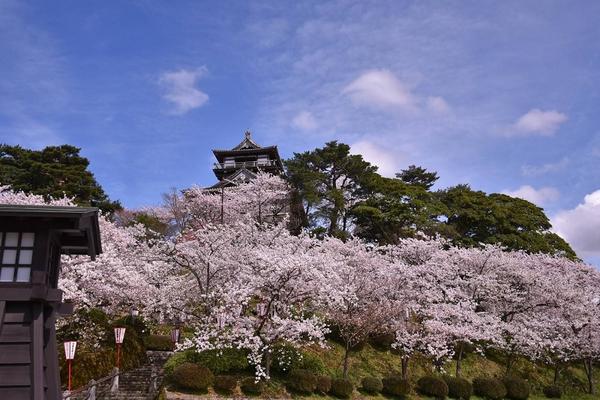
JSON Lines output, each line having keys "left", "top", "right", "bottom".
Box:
{"left": 193, "top": 348, "right": 249, "bottom": 374}
{"left": 331, "top": 378, "right": 354, "bottom": 399}
{"left": 214, "top": 375, "right": 237, "bottom": 395}
{"left": 316, "top": 375, "right": 332, "bottom": 394}
{"left": 382, "top": 375, "right": 411, "bottom": 398}
{"left": 543, "top": 385, "right": 562, "bottom": 398}
{"left": 144, "top": 334, "right": 173, "bottom": 351}
{"left": 443, "top": 376, "right": 473, "bottom": 399}
{"left": 503, "top": 377, "right": 530, "bottom": 400}
{"left": 241, "top": 377, "right": 264, "bottom": 396}
{"left": 417, "top": 376, "right": 449, "bottom": 399}
{"left": 362, "top": 376, "right": 383, "bottom": 394}
{"left": 473, "top": 377, "right": 507, "bottom": 400}
{"left": 171, "top": 363, "right": 214, "bottom": 392}
{"left": 287, "top": 369, "right": 318, "bottom": 394}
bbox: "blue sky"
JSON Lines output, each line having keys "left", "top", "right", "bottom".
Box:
{"left": 1, "top": 1, "right": 600, "bottom": 261}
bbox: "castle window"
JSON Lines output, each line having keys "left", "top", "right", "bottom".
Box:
{"left": 0, "top": 232, "right": 35, "bottom": 282}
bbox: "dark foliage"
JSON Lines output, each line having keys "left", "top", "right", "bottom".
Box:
{"left": 271, "top": 343, "right": 325, "bottom": 374}
{"left": 361, "top": 376, "right": 383, "bottom": 394}
{"left": 382, "top": 375, "right": 411, "bottom": 398}
{"left": 369, "top": 333, "right": 396, "bottom": 351}
{"left": 287, "top": 369, "right": 317, "bottom": 394}
{"left": 171, "top": 363, "right": 214, "bottom": 392}
{"left": 0, "top": 144, "right": 121, "bottom": 214}
{"left": 443, "top": 376, "right": 473, "bottom": 399}
{"left": 330, "top": 378, "right": 354, "bottom": 399}
{"left": 164, "top": 348, "right": 249, "bottom": 376}
{"left": 417, "top": 376, "right": 449, "bottom": 399}
{"left": 543, "top": 385, "right": 562, "bottom": 398}
{"left": 473, "top": 377, "right": 507, "bottom": 400}
{"left": 240, "top": 377, "right": 265, "bottom": 396}
{"left": 316, "top": 375, "right": 332, "bottom": 394}
{"left": 502, "top": 377, "right": 530, "bottom": 400}
{"left": 144, "top": 335, "right": 173, "bottom": 351}
{"left": 214, "top": 375, "right": 237, "bottom": 395}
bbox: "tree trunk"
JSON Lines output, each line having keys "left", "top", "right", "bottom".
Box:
{"left": 506, "top": 352, "right": 515, "bottom": 374}
{"left": 583, "top": 358, "right": 595, "bottom": 394}
{"left": 401, "top": 357, "right": 409, "bottom": 380}
{"left": 343, "top": 344, "right": 350, "bottom": 379}
{"left": 553, "top": 363, "right": 560, "bottom": 384}
{"left": 455, "top": 343, "right": 464, "bottom": 377}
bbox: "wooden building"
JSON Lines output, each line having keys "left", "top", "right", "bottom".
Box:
{"left": 0, "top": 205, "right": 102, "bottom": 400}
{"left": 209, "top": 130, "right": 284, "bottom": 189}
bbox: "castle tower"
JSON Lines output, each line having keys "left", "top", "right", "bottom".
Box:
{"left": 209, "top": 131, "right": 284, "bottom": 189}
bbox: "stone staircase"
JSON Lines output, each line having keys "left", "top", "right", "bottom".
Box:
{"left": 68, "top": 351, "right": 171, "bottom": 400}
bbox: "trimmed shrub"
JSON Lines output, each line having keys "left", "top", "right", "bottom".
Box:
{"left": 287, "top": 369, "right": 318, "bottom": 394}
{"left": 443, "top": 376, "right": 473, "bottom": 400}
{"left": 164, "top": 350, "right": 195, "bottom": 377}
{"left": 241, "top": 377, "right": 265, "bottom": 396}
{"left": 144, "top": 334, "right": 173, "bottom": 351}
{"left": 382, "top": 375, "right": 411, "bottom": 398}
{"left": 316, "top": 375, "right": 332, "bottom": 394}
{"left": 331, "top": 378, "right": 354, "bottom": 399}
{"left": 417, "top": 376, "right": 449, "bottom": 399}
{"left": 370, "top": 333, "right": 395, "bottom": 351}
{"left": 543, "top": 385, "right": 562, "bottom": 399}
{"left": 214, "top": 375, "right": 237, "bottom": 395}
{"left": 193, "top": 348, "right": 249, "bottom": 374}
{"left": 473, "top": 377, "right": 507, "bottom": 400}
{"left": 362, "top": 376, "right": 383, "bottom": 394}
{"left": 503, "top": 377, "right": 530, "bottom": 400}
{"left": 171, "top": 363, "right": 214, "bottom": 392}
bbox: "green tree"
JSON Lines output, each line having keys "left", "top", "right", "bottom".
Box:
{"left": 438, "top": 185, "right": 576, "bottom": 258}
{"left": 351, "top": 174, "right": 448, "bottom": 244}
{"left": 284, "top": 141, "right": 377, "bottom": 238}
{"left": 396, "top": 165, "right": 439, "bottom": 189}
{"left": 0, "top": 144, "right": 121, "bottom": 214}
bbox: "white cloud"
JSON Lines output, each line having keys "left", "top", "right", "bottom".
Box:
{"left": 159, "top": 67, "right": 209, "bottom": 115}
{"left": 291, "top": 111, "right": 318, "bottom": 131}
{"left": 342, "top": 69, "right": 416, "bottom": 111}
{"left": 502, "top": 185, "right": 560, "bottom": 206}
{"left": 521, "top": 157, "right": 569, "bottom": 176}
{"left": 510, "top": 109, "right": 568, "bottom": 136}
{"left": 350, "top": 140, "right": 402, "bottom": 177}
{"left": 426, "top": 96, "right": 450, "bottom": 114}
{"left": 553, "top": 190, "right": 600, "bottom": 257}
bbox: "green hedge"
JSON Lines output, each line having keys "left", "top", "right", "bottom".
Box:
{"left": 214, "top": 375, "right": 237, "bottom": 395}
{"left": 171, "top": 363, "right": 213, "bottom": 392}
{"left": 271, "top": 343, "right": 325, "bottom": 375}
{"left": 543, "top": 385, "right": 562, "bottom": 398}
{"left": 316, "top": 375, "right": 332, "bottom": 394}
{"left": 382, "top": 375, "right": 411, "bottom": 398}
{"left": 241, "top": 377, "right": 264, "bottom": 396}
{"left": 473, "top": 377, "right": 507, "bottom": 400}
{"left": 287, "top": 369, "right": 317, "bottom": 394}
{"left": 443, "top": 376, "right": 473, "bottom": 400}
{"left": 164, "top": 348, "right": 249, "bottom": 377}
{"left": 144, "top": 334, "right": 173, "bottom": 351}
{"left": 417, "top": 376, "right": 449, "bottom": 399}
{"left": 331, "top": 378, "right": 354, "bottom": 399}
{"left": 361, "top": 376, "right": 383, "bottom": 394}
{"left": 503, "top": 377, "right": 530, "bottom": 400}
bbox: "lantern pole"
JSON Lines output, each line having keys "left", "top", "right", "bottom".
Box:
{"left": 114, "top": 327, "right": 126, "bottom": 369}
{"left": 63, "top": 341, "right": 77, "bottom": 391}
